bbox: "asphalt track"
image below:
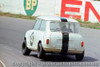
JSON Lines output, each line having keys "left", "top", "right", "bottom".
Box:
{"left": 0, "top": 16, "right": 100, "bottom": 67}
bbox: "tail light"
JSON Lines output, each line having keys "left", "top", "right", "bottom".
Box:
{"left": 46, "top": 39, "right": 49, "bottom": 45}
{"left": 81, "top": 41, "right": 84, "bottom": 47}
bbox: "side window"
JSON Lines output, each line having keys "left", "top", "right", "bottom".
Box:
{"left": 40, "top": 20, "right": 46, "bottom": 31}
{"left": 33, "top": 19, "right": 41, "bottom": 30}
{"left": 69, "top": 23, "right": 74, "bottom": 33}
{"left": 74, "top": 23, "right": 79, "bottom": 33}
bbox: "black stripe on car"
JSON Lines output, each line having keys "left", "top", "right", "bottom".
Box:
{"left": 61, "top": 17, "right": 68, "bottom": 22}
{"left": 61, "top": 32, "right": 69, "bottom": 54}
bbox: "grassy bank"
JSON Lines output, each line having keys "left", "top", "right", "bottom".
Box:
{"left": 0, "top": 12, "right": 100, "bottom": 30}
{"left": 0, "top": 12, "right": 36, "bottom": 20}
{"left": 77, "top": 19, "right": 100, "bottom": 29}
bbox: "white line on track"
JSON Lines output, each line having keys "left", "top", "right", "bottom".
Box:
{"left": 0, "top": 60, "right": 6, "bottom": 67}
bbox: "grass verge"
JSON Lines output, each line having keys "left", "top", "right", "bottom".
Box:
{"left": 77, "top": 19, "right": 100, "bottom": 30}
{"left": 0, "top": 12, "right": 100, "bottom": 30}
{"left": 0, "top": 12, "right": 36, "bottom": 20}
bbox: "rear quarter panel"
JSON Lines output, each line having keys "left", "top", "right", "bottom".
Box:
{"left": 25, "top": 30, "right": 34, "bottom": 49}
{"left": 68, "top": 33, "right": 84, "bottom": 53}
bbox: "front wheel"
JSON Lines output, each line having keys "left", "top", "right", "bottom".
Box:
{"left": 75, "top": 51, "right": 84, "bottom": 61}
{"left": 37, "top": 43, "right": 45, "bottom": 59}
{"left": 22, "top": 41, "right": 31, "bottom": 55}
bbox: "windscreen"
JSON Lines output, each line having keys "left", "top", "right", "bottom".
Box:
{"left": 50, "top": 21, "right": 79, "bottom": 33}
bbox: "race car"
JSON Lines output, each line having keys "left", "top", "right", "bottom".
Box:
{"left": 22, "top": 16, "right": 84, "bottom": 61}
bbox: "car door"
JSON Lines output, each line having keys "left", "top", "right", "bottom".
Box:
{"left": 29, "top": 19, "right": 42, "bottom": 50}
{"left": 33, "top": 20, "right": 47, "bottom": 50}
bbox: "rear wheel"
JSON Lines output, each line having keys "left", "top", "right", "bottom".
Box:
{"left": 22, "top": 41, "right": 31, "bottom": 55}
{"left": 37, "top": 43, "right": 45, "bottom": 59}
{"left": 75, "top": 51, "right": 84, "bottom": 61}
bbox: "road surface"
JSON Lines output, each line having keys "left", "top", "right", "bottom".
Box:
{"left": 0, "top": 16, "right": 100, "bottom": 67}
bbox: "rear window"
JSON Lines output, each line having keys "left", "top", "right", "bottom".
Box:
{"left": 50, "top": 21, "right": 79, "bottom": 33}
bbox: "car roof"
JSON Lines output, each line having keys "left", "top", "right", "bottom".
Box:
{"left": 37, "top": 16, "right": 78, "bottom": 23}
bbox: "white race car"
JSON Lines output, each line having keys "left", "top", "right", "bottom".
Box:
{"left": 22, "top": 16, "right": 84, "bottom": 61}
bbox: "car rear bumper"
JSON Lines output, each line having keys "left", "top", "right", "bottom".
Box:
{"left": 44, "top": 48, "right": 61, "bottom": 53}
{"left": 43, "top": 47, "right": 84, "bottom": 54}
{"left": 67, "top": 50, "right": 84, "bottom": 54}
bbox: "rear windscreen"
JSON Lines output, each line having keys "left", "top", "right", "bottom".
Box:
{"left": 50, "top": 21, "right": 79, "bottom": 33}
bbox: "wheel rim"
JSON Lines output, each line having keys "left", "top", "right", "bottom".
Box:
{"left": 37, "top": 43, "right": 42, "bottom": 57}
{"left": 37, "top": 44, "right": 40, "bottom": 57}
{"left": 22, "top": 42, "right": 26, "bottom": 53}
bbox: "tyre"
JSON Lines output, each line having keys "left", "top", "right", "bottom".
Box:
{"left": 22, "top": 41, "right": 31, "bottom": 55}
{"left": 75, "top": 51, "right": 84, "bottom": 61}
{"left": 37, "top": 43, "right": 45, "bottom": 59}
